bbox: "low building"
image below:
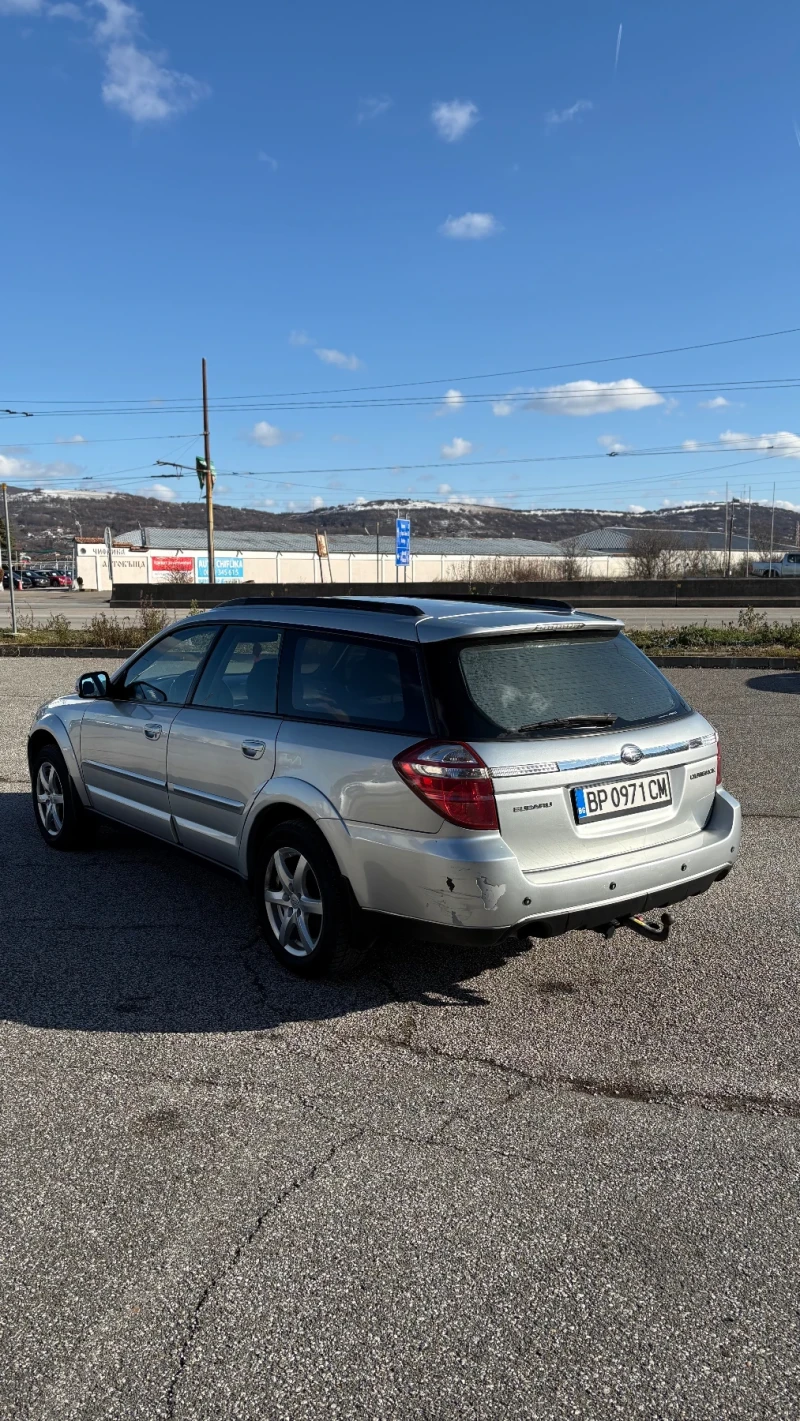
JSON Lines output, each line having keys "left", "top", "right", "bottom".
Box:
{"left": 74, "top": 528, "right": 568, "bottom": 591}
{"left": 567, "top": 525, "right": 762, "bottom": 559}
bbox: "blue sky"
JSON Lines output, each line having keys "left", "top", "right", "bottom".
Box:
{"left": 3, "top": 0, "right": 800, "bottom": 516}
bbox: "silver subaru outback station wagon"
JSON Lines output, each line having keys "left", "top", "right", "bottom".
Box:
{"left": 28, "top": 595, "right": 741, "bottom": 974}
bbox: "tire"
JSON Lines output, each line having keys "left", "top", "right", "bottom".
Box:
{"left": 31, "top": 743, "right": 93, "bottom": 851}
{"left": 254, "top": 818, "right": 367, "bottom": 977}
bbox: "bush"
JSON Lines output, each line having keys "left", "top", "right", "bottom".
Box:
{"left": 136, "top": 598, "right": 170, "bottom": 641}
{"left": 630, "top": 608, "right": 800, "bottom": 654}
{"left": 40, "top": 614, "right": 74, "bottom": 646}
{"left": 85, "top": 613, "right": 138, "bottom": 648}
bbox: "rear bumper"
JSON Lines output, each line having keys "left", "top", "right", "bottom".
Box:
{"left": 325, "top": 788, "right": 741, "bottom": 942}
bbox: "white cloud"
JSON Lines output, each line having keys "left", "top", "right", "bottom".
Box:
{"left": 54, "top": 433, "right": 86, "bottom": 444}
{"left": 357, "top": 95, "right": 392, "bottom": 123}
{"left": 314, "top": 347, "right": 363, "bottom": 371}
{"left": 719, "top": 429, "right": 800, "bottom": 457}
{"left": 330, "top": 434, "right": 356, "bottom": 444}
{"left": 597, "top": 433, "right": 632, "bottom": 453}
{"left": 698, "top": 395, "right": 731, "bottom": 409}
{"left": 248, "top": 420, "right": 294, "bottom": 448}
{"left": 441, "top": 437, "right": 473, "bottom": 459}
{"left": 437, "top": 482, "right": 452, "bottom": 494}
{"left": 101, "top": 42, "right": 209, "bottom": 122}
{"left": 439, "top": 212, "right": 501, "bottom": 240}
{"left": 682, "top": 439, "right": 700, "bottom": 451}
{"left": 0, "top": 452, "right": 82, "bottom": 480}
{"left": 310, "top": 495, "right": 325, "bottom": 509}
{"left": 1, "top": 0, "right": 210, "bottom": 123}
{"left": 289, "top": 329, "right": 314, "bottom": 346}
{"left": 628, "top": 504, "right": 646, "bottom": 513}
{"left": 435, "top": 388, "right": 465, "bottom": 416}
{"left": 92, "top": 0, "right": 138, "bottom": 40}
{"left": 545, "top": 99, "right": 592, "bottom": 127}
{"left": 775, "top": 499, "right": 800, "bottom": 512}
{"left": 525, "top": 378, "right": 664, "bottom": 416}
{"left": 431, "top": 99, "right": 479, "bottom": 142}
{"left": 492, "top": 399, "right": 514, "bottom": 417}
{"left": 257, "top": 151, "right": 278, "bottom": 170}
{"left": 151, "top": 482, "right": 177, "bottom": 501}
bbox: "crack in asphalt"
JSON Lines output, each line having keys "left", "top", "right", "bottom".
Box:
{"left": 163, "top": 1127, "right": 366, "bottom": 1419}
{"left": 354, "top": 1030, "right": 800, "bottom": 1119}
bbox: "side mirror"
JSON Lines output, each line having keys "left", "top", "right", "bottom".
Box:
{"left": 76, "top": 671, "right": 111, "bottom": 699}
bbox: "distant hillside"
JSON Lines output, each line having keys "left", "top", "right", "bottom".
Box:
{"left": 5, "top": 487, "right": 798, "bottom": 554}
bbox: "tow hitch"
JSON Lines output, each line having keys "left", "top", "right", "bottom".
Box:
{"left": 596, "top": 911, "right": 674, "bottom": 943}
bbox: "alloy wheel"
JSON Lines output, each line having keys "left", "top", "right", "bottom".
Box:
{"left": 264, "top": 847, "right": 324, "bottom": 958}
{"left": 36, "top": 761, "right": 65, "bottom": 837}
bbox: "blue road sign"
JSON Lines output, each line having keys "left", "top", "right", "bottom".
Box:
{"left": 395, "top": 517, "right": 411, "bottom": 566}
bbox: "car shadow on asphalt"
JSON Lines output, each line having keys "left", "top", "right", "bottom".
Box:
{"left": 0, "top": 794, "right": 530, "bottom": 1034}
{"left": 745, "top": 673, "right": 800, "bottom": 694}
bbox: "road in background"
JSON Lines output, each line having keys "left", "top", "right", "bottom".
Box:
{"left": 1, "top": 661, "right": 798, "bottom": 1418}
{"left": 3, "top": 589, "right": 800, "bottom": 631}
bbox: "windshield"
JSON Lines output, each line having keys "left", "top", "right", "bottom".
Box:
{"left": 427, "top": 632, "right": 689, "bottom": 739}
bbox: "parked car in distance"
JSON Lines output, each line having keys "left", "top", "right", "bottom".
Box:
{"left": 2, "top": 570, "right": 25, "bottom": 590}
{"left": 751, "top": 551, "right": 800, "bottom": 577}
{"left": 49, "top": 570, "right": 73, "bottom": 587}
{"left": 28, "top": 595, "right": 742, "bottom": 976}
{"left": 26, "top": 568, "right": 52, "bottom": 588}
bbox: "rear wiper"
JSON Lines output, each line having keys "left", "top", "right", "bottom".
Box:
{"left": 513, "top": 713, "right": 618, "bottom": 735}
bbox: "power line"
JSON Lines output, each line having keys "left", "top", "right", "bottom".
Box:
{"left": 8, "top": 375, "right": 800, "bottom": 419}
{"left": 0, "top": 432, "right": 202, "bottom": 448}
{"left": 3, "top": 320, "right": 800, "bottom": 405}
{"left": 186, "top": 440, "right": 800, "bottom": 480}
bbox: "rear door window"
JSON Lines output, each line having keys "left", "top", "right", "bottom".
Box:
{"left": 192, "top": 626, "right": 282, "bottom": 713}
{"left": 428, "top": 632, "right": 688, "bottom": 738}
{"left": 281, "top": 632, "right": 428, "bottom": 733}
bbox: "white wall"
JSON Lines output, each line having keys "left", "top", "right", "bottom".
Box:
{"left": 74, "top": 544, "right": 739, "bottom": 591}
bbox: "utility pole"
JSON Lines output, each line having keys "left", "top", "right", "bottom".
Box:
{"left": 769, "top": 481, "right": 776, "bottom": 571}
{"left": 726, "top": 497, "right": 740, "bottom": 575}
{"left": 1, "top": 483, "right": 18, "bottom": 636}
{"left": 202, "top": 357, "right": 216, "bottom": 585}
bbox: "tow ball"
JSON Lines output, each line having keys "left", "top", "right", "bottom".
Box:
{"left": 597, "top": 912, "right": 674, "bottom": 944}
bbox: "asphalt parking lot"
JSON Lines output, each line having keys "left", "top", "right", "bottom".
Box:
{"left": 1, "top": 660, "right": 799, "bottom": 1419}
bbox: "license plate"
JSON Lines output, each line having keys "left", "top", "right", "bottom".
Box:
{"left": 572, "top": 771, "right": 672, "bottom": 823}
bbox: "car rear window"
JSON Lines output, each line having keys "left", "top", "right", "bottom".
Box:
{"left": 281, "top": 632, "right": 429, "bottom": 733}
{"left": 428, "top": 632, "right": 688, "bottom": 739}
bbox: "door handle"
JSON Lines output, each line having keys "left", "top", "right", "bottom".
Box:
{"left": 242, "top": 739, "right": 266, "bottom": 759}
{"left": 144, "top": 724, "right": 163, "bottom": 740}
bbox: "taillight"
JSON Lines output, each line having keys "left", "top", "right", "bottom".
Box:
{"left": 716, "top": 738, "right": 722, "bottom": 785}
{"left": 393, "top": 739, "right": 499, "bottom": 831}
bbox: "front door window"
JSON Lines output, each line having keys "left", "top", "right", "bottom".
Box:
{"left": 119, "top": 626, "right": 217, "bottom": 705}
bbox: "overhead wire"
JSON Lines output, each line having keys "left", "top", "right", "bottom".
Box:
{"left": 3, "top": 319, "right": 800, "bottom": 404}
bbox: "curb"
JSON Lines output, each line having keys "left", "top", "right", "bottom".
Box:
{"left": 2, "top": 645, "right": 799, "bottom": 671}
{"left": 0, "top": 646, "right": 126, "bottom": 659}
{"left": 650, "top": 655, "right": 800, "bottom": 670}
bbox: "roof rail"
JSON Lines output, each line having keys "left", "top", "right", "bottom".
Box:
{"left": 413, "top": 592, "right": 575, "bottom": 615}
{"left": 222, "top": 595, "right": 424, "bottom": 617}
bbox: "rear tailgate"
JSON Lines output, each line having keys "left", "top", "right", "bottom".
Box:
{"left": 423, "top": 623, "right": 720, "bottom": 872}
{"left": 480, "top": 718, "right": 717, "bottom": 871}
